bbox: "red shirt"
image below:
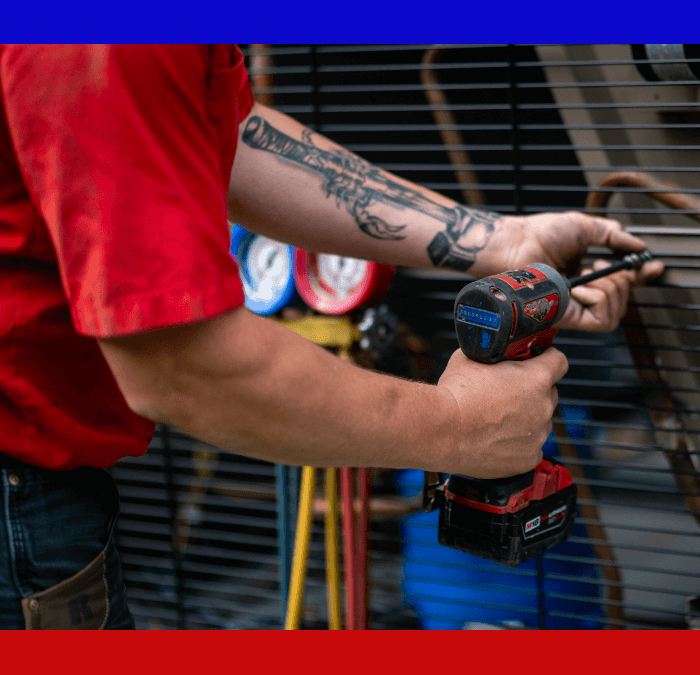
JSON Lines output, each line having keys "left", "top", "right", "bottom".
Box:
{"left": 0, "top": 45, "right": 252, "bottom": 470}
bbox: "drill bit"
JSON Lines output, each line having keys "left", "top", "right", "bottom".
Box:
{"left": 568, "top": 250, "right": 653, "bottom": 289}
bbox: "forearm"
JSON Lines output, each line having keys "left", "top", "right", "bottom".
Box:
{"left": 228, "top": 103, "right": 517, "bottom": 277}
{"left": 99, "top": 307, "right": 459, "bottom": 472}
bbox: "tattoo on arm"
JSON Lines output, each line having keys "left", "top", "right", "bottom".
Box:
{"left": 426, "top": 205, "right": 499, "bottom": 272}
{"left": 242, "top": 116, "right": 499, "bottom": 271}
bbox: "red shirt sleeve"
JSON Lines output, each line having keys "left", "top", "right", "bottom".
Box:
{"left": 1, "top": 44, "right": 253, "bottom": 337}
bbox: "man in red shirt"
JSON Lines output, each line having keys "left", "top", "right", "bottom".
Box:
{"left": 0, "top": 44, "right": 662, "bottom": 629}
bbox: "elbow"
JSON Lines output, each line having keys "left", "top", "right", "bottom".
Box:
{"left": 99, "top": 334, "right": 195, "bottom": 426}
{"left": 122, "top": 386, "right": 197, "bottom": 430}
{"left": 117, "top": 377, "right": 175, "bottom": 424}
{"left": 120, "top": 368, "right": 200, "bottom": 426}
{"left": 122, "top": 390, "right": 167, "bottom": 423}
{"left": 101, "top": 355, "right": 186, "bottom": 426}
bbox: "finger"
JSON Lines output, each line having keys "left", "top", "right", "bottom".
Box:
{"left": 569, "top": 270, "right": 631, "bottom": 332}
{"left": 605, "top": 223, "right": 649, "bottom": 253}
{"left": 572, "top": 213, "right": 648, "bottom": 252}
{"left": 632, "top": 259, "right": 665, "bottom": 286}
{"left": 570, "top": 284, "right": 604, "bottom": 310}
{"left": 544, "top": 419, "right": 553, "bottom": 445}
{"left": 563, "top": 259, "right": 637, "bottom": 331}
{"left": 588, "top": 260, "right": 627, "bottom": 324}
{"left": 550, "top": 383, "right": 559, "bottom": 411}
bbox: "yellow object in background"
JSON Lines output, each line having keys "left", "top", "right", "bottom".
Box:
{"left": 280, "top": 315, "right": 357, "bottom": 630}
{"left": 277, "top": 316, "right": 361, "bottom": 349}
{"left": 284, "top": 466, "right": 316, "bottom": 630}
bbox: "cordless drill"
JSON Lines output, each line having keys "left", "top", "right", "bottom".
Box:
{"left": 423, "top": 251, "right": 652, "bottom": 567}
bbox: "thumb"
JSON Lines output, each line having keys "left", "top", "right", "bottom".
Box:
{"left": 522, "top": 347, "right": 569, "bottom": 384}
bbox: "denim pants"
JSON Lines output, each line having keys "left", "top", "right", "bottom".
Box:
{"left": 0, "top": 455, "right": 134, "bottom": 629}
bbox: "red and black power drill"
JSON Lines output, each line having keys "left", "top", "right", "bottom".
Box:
{"left": 423, "top": 251, "right": 652, "bottom": 567}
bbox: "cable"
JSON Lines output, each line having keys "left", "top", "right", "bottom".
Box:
{"left": 324, "top": 468, "right": 342, "bottom": 630}
{"left": 341, "top": 466, "right": 357, "bottom": 629}
{"left": 355, "top": 467, "right": 371, "bottom": 630}
{"left": 284, "top": 466, "right": 316, "bottom": 630}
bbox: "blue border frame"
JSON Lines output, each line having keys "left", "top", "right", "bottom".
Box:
{"left": 4, "top": 2, "right": 698, "bottom": 43}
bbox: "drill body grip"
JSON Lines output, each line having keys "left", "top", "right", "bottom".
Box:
{"left": 454, "top": 263, "right": 570, "bottom": 363}
{"left": 429, "top": 259, "right": 645, "bottom": 564}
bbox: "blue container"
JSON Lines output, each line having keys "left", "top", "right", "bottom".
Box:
{"left": 396, "top": 407, "right": 604, "bottom": 630}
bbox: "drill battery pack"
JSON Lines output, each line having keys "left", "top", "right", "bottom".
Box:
{"left": 427, "top": 457, "right": 577, "bottom": 567}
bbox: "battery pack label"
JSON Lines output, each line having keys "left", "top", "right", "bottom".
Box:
{"left": 525, "top": 516, "right": 540, "bottom": 533}
{"left": 522, "top": 504, "right": 568, "bottom": 539}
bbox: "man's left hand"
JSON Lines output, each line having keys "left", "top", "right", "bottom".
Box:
{"left": 558, "top": 258, "right": 664, "bottom": 332}
{"left": 496, "top": 211, "right": 665, "bottom": 332}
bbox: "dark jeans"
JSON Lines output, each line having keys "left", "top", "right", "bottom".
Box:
{"left": 0, "top": 456, "right": 134, "bottom": 629}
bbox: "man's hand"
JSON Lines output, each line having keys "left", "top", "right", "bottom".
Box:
{"left": 557, "top": 258, "right": 662, "bottom": 332}
{"left": 437, "top": 347, "right": 569, "bottom": 479}
{"left": 490, "top": 211, "right": 665, "bottom": 332}
{"left": 500, "top": 211, "right": 650, "bottom": 273}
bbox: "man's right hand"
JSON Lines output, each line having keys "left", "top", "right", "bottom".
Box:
{"left": 437, "top": 347, "right": 569, "bottom": 479}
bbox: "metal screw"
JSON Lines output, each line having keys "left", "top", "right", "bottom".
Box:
{"left": 29, "top": 599, "right": 39, "bottom": 611}
{"left": 8, "top": 474, "right": 19, "bottom": 487}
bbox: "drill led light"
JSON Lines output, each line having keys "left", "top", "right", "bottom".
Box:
{"left": 456, "top": 304, "right": 501, "bottom": 329}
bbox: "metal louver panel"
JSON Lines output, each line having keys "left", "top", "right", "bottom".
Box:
{"left": 112, "top": 44, "right": 700, "bottom": 630}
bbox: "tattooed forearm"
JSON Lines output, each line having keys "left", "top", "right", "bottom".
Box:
{"left": 243, "top": 116, "right": 405, "bottom": 240}
{"left": 242, "top": 116, "right": 500, "bottom": 269}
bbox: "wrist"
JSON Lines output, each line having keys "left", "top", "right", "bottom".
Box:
{"left": 432, "top": 385, "right": 462, "bottom": 474}
{"left": 392, "top": 380, "right": 462, "bottom": 474}
{"left": 466, "top": 215, "right": 525, "bottom": 278}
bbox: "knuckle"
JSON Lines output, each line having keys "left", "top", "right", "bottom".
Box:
{"left": 551, "top": 388, "right": 559, "bottom": 411}
{"left": 538, "top": 399, "right": 553, "bottom": 423}
{"left": 547, "top": 355, "right": 567, "bottom": 381}
{"left": 597, "top": 215, "right": 623, "bottom": 229}
{"left": 535, "top": 368, "right": 551, "bottom": 390}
